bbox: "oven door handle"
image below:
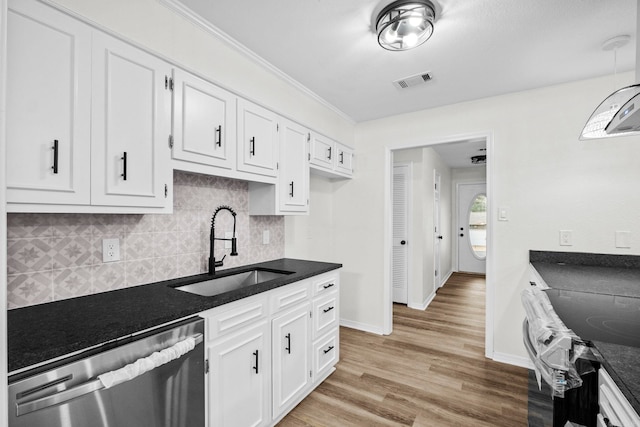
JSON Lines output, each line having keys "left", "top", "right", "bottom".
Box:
{"left": 15, "top": 333, "right": 203, "bottom": 417}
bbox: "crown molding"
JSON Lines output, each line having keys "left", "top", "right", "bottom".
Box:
{"left": 158, "top": 0, "right": 355, "bottom": 125}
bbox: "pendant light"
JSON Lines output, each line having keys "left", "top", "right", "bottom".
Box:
{"left": 376, "top": 0, "right": 436, "bottom": 51}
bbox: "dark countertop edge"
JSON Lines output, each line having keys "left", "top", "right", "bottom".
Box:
{"left": 591, "top": 342, "right": 640, "bottom": 416}
{"left": 8, "top": 258, "right": 342, "bottom": 374}
{"left": 530, "top": 250, "right": 640, "bottom": 269}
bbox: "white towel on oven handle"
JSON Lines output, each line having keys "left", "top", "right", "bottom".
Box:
{"left": 98, "top": 336, "right": 196, "bottom": 389}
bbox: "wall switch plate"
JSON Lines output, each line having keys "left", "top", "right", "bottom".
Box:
{"left": 615, "top": 231, "right": 631, "bottom": 248}
{"left": 263, "top": 230, "right": 270, "bottom": 245}
{"left": 102, "top": 238, "right": 120, "bottom": 262}
{"left": 224, "top": 232, "right": 233, "bottom": 249}
{"left": 559, "top": 230, "right": 573, "bottom": 246}
{"left": 498, "top": 207, "right": 509, "bottom": 221}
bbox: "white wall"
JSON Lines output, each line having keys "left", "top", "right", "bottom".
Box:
{"left": 1, "top": 0, "right": 8, "bottom": 421}
{"left": 334, "top": 71, "right": 640, "bottom": 360}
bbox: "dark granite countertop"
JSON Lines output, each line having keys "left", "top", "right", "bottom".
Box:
{"left": 8, "top": 258, "right": 341, "bottom": 375}
{"left": 529, "top": 251, "right": 640, "bottom": 416}
{"left": 592, "top": 341, "right": 640, "bottom": 415}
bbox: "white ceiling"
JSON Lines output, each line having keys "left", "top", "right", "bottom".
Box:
{"left": 175, "top": 0, "right": 637, "bottom": 123}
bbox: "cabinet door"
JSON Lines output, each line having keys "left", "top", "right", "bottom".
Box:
{"left": 335, "top": 143, "right": 354, "bottom": 176}
{"left": 208, "top": 321, "right": 270, "bottom": 427}
{"left": 272, "top": 304, "right": 311, "bottom": 419}
{"left": 172, "top": 69, "right": 236, "bottom": 169}
{"left": 309, "top": 133, "right": 334, "bottom": 171}
{"left": 237, "top": 99, "right": 279, "bottom": 177}
{"left": 91, "top": 32, "right": 171, "bottom": 207}
{"left": 6, "top": 0, "right": 91, "bottom": 205}
{"left": 279, "top": 120, "right": 309, "bottom": 213}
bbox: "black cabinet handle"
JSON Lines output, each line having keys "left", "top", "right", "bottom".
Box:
{"left": 437, "top": 236, "right": 443, "bottom": 240}
{"left": 51, "top": 140, "right": 59, "bottom": 174}
{"left": 252, "top": 350, "right": 259, "bottom": 374}
{"left": 121, "top": 152, "right": 127, "bottom": 181}
{"left": 339, "top": 151, "right": 344, "bottom": 164}
{"left": 323, "top": 283, "right": 334, "bottom": 289}
{"left": 327, "top": 146, "right": 332, "bottom": 160}
{"left": 323, "top": 345, "right": 334, "bottom": 354}
{"left": 400, "top": 240, "right": 406, "bottom": 245}
{"left": 323, "top": 306, "right": 334, "bottom": 313}
{"left": 250, "top": 137, "right": 255, "bottom": 156}
{"left": 215, "top": 125, "right": 222, "bottom": 147}
{"left": 459, "top": 233, "right": 464, "bottom": 237}
{"left": 285, "top": 333, "right": 291, "bottom": 354}
{"left": 289, "top": 181, "right": 294, "bottom": 197}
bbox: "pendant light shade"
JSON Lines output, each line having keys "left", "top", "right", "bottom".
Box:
{"left": 376, "top": 0, "right": 436, "bottom": 51}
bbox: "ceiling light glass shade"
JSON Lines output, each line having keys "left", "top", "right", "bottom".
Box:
{"left": 376, "top": 0, "right": 436, "bottom": 51}
{"left": 580, "top": 84, "right": 640, "bottom": 140}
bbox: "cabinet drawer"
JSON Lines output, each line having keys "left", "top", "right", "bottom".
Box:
{"left": 203, "top": 293, "right": 267, "bottom": 341}
{"left": 312, "top": 292, "right": 338, "bottom": 339}
{"left": 599, "top": 368, "right": 640, "bottom": 427}
{"left": 311, "top": 272, "right": 339, "bottom": 297}
{"left": 313, "top": 330, "right": 339, "bottom": 380}
{"left": 270, "top": 279, "right": 310, "bottom": 313}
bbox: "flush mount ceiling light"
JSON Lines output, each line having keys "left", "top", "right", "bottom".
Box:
{"left": 376, "top": 0, "right": 436, "bottom": 51}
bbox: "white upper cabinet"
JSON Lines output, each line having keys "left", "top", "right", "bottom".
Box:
{"left": 90, "top": 32, "right": 172, "bottom": 208}
{"left": 279, "top": 120, "right": 309, "bottom": 213}
{"left": 171, "top": 69, "right": 236, "bottom": 170}
{"left": 309, "top": 132, "right": 353, "bottom": 178}
{"left": 6, "top": 0, "right": 91, "bottom": 205}
{"left": 237, "top": 99, "right": 279, "bottom": 177}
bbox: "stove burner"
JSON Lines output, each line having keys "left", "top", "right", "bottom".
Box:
{"left": 586, "top": 316, "right": 640, "bottom": 346}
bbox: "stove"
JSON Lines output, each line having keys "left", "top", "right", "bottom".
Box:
{"left": 544, "top": 289, "right": 640, "bottom": 348}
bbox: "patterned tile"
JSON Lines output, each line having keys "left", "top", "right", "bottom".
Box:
{"left": 178, "top": 231, "right": 202, "bottom": 255}
{"left": 153, "top": 256, "right": 177, "bottom": 282}
{"left": 92, "top": 262, "right": 126, "bottom": 293}
{"left": 123, "top": 214, "right": 154, "bottom": 234}
{"left": 7, "top": 213, "right": 52, "bottom": 238}
{"left": 51, "top": 213, "right": 92, "bottom": 237}
{"left": 7, "top": 238, "right": 52, "bottom": 274}
{"left": 153, "top": 213, "right": 177, "bottom": 232}
{"left": 7, "top": 272, "right": 53, "bottom": 308}
{"left": 153, "top": 232, "right": 178, "bottom": 258}
{"left": 125, "top": 233, "right": 154, "bottom": 261}
{"left": 125, "top": 259, "right": 154, "bottom": 287}
{"left": 91, "top": 214, "right": 125, "bottom": 237}
{"left": 53, "top": 267, "right": 93, "bottom": 300}
{"left": 50, "top": 235, "right": 94, "bottom": 269}
{"left": 176, "top": 208, "right": 200, "bottom": 232}
{"left": 177, "top": 253, "right": 201, "bottom": 277}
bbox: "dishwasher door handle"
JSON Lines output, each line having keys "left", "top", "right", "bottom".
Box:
{"left": 15, "top": 333, "right": 203, "bottom": 417}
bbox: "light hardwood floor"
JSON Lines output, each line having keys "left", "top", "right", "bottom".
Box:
{"left": 278, "top": 273, "right": 528, "bottom": 426}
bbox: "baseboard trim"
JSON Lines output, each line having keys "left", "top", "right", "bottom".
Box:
{"left": 492, "top": 351, "right": 534, "bottom": 369}
{"left": 340, "top": 319, "right": 386, "bottom": 335}
{"left": 439, "top": 270, "right": 453, "bottom": 288}
{"left": 408, "top": 292, "right": 436, "bottom": 311}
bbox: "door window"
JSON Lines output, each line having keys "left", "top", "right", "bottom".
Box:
{"left": 468, "top": 194, "right": 487, "bottom": 259}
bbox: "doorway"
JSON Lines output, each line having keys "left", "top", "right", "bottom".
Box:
{"left": 385, "top": 132, "right": 494, "bottom": 358}
{"left": 392, "top": 163, "right": 411, "bottom": 304}
{"left": 457, "top": 183, "right": 487, "bottom": 274}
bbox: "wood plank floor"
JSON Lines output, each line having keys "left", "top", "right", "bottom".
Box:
{"left": 278, "top": 273, "right": 528, "bottom": 426}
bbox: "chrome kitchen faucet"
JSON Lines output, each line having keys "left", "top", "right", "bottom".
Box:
{"left": 209, "top": 205, "right": 238, "bottom": 275}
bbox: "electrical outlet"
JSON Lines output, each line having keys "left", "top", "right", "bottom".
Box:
{"left": 263, "top": 230, "right": 270, "bottom": 245}
{"left": 224, "top": 232, "right": 233, "bottom": 249}
{"left": 102, "top": 238, "right": 120, "bottom": 262}
{"left": 559, "top": 230, "right": 573, "bottom": 246}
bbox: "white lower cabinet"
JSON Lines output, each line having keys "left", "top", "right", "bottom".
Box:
{"left": 598, "top": 368, "right": 640, "bottom": 427}
{"left": 201, "top": 269, "right": 340, "bottom": 427}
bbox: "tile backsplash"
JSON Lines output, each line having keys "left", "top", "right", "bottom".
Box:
{"left": 6, "top": 171, "right": 284, "bottom": 309}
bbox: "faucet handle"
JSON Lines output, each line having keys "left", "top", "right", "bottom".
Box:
{"left": 214, "top": 254, "right": 226, "bottom": 267}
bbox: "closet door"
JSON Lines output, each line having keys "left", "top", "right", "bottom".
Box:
{"left": 6, "top": 0, "right": 91, "bottom": 206}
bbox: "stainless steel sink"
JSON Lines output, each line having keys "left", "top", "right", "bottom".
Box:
{"left": 174, "top": 269, "right": 292, "bottom": 297}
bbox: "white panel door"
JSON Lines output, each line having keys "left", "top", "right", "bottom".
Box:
{"left": 6, "top": 0, "right": 91, "bottom": 205}
{"left": 279, "top": 120, "right": 309, "bottom": 213}
{"left": 172, "top": 68, "right": 236, "bottom": 169}
{"left": 309, "top": 133, "right": 334, "bottom": 170}
{"left": 392, "top": 164, "right": 410, "bottom": 304}
{"left": 457, "top": 183, "right": 487, "bottom": 274}
{"left": 208, "top": 321, "right": 270, "bottom": 427}
{"left": 434, "top": 170, "right": 442, "bottom": 287}
{"left": 237, "top": 99, "right": 279, "bottom": 177}
{"left": 272, "top": 304, "right": 311, "bottom": 419}
{"left": 91, "top": 32, "right": 171, "bottom": 207}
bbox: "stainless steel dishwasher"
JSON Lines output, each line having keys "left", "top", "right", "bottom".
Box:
{"left": 8, "top": 317, "right": 205, "bottom": 427}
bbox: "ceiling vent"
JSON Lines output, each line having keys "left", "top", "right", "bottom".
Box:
{"left": 393, "top": 72, "right": 433, "bottom": 90}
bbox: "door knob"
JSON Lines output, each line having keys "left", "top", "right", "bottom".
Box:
{"left": 400, "top": 240, "right": 406, "bottom": 245}
{"left": 437, "top": 236, "right": 443, "bottom": 240}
